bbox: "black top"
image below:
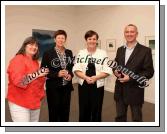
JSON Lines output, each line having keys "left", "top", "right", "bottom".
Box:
{"left": 86, "top": 62, "right": 96, "bottom": 77}
{"left": 83, "top": 60, "right": 96, "bottom": 87}
{"left": 41, "top": 48, "right": 74, "bottom": 90}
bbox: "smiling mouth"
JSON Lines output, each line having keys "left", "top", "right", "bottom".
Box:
{"left": 31, "top": 50, "right": 37, "bottom": 52}
{"left": 127, "top": 37, "right": 133, "bottom": 39}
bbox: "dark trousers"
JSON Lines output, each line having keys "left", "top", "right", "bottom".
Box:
{"left": 78, "top": 84, "right": 104, "bottom": 122}
{"left": 46, "top": 86, "right": 71, "bottom": 122}
{"left": 115, "top": 99, "right": 143, "bottom": 122}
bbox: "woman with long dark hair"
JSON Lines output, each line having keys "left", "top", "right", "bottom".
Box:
{"left": 7, "top": 36, "right": 49, "bottom": 122}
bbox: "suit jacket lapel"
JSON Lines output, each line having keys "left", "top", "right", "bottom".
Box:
{"left": 120, "top": 46, "right": 126, "bottom": 66}
{"left": 125, "top": 43, "right": 139, "bottom": 66}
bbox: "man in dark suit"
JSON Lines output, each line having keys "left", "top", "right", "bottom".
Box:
{"left": 113, "top": 24, "right": 154, "bottom": 122}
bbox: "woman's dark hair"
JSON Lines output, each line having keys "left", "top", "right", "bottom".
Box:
{"left": 16, "top": 36, "right": 39, "bottom": 60}
{"left": 84, "top": 30, "right": 99, "bottom": 40}
{"left": 53, "top": 30, "right": 67, "bottom": 39}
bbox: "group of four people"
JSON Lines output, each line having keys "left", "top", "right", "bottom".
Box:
{"left": 6, "top": 24, "right": 154, "bottom": 122}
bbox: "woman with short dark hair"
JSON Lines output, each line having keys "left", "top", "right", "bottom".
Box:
{"left": 41, "top": 30, "right": 74, "bottom": 122}
{"left": 73, "top": 30, "right": 112, "bottom": 121}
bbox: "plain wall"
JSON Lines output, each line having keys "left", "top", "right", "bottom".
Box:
{"left": 5, "top": 5, "right": 155, "bottom": 103}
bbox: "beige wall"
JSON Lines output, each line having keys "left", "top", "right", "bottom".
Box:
{"left": 5, "top": 5, "right": 155, "bottom": 103}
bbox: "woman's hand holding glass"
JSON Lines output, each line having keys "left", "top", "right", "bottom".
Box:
{"left": 58, "top": 69, "right": 72, "bottom": 81}
{"left": 38, "top": 67, "right": 49, "bottom": 77}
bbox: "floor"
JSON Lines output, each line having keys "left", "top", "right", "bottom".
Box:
{"left": 5, "top": 84, "right": 155, "bottom": 122}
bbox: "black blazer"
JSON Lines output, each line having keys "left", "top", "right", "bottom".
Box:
{"left": 114, "top": 43, "right": 154, "bottom": 105}
{"left": 41, "top": 48, "right": 74, "bottom": 91}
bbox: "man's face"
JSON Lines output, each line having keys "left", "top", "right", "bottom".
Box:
{"left": 124, "top": 26, "right": 138, "bottom": 43}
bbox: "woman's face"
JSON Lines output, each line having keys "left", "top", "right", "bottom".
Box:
{"left": 25, "top": 43, "right": 38, "bottom": 56}
{"left": 55, "top": 34, "right": 66, "bottom": 48}
{"left": 86, "top": 35, "right": 97, "bottom": 49}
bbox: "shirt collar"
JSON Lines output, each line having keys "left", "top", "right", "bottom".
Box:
{"left": 124, "top": 42, "right": 137, "bottom": 50}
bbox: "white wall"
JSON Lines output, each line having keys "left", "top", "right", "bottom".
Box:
{"left": 5, "top": 5, "right": 155, "bottom": 103}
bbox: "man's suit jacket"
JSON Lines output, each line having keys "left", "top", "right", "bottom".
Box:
{"left": 114, "top": 43, "right": 154, "bottom": 105}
